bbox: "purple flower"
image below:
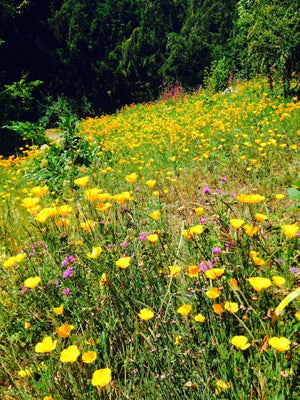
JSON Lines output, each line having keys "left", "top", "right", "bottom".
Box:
{"left": 53, "top": 279, "right": 59, "bottom": 286}
{"left": 62, "top": 288, "right": 70, "bottom": 295}
{"left": 203, "top": 187, "right": 210, "bottom": 194}
{"left": 135, "top": 187, "right": 141, "bottom": 192}
{"left": 120, "top": 241, "right": 130, "bottom": 248}
{"left": 63, "top": 267, "right": 74, "bottom": 278}
{"left": 212, "top": 257, "right": 219, "bottom": 263}
{"left": 61, "top": 255, "right": 76, "bottom": 266}
{"left": 198, "top": 260, "right": 213, "bottom": 272}
{"left": 231, "top": 193, "right": 237, "bottom": 198}
{"left": 199, "top": 218, "right": 207, "bottom": 224}
{"left": 226, "top": 242, "right": 234, "bottom": 248}
{"left": 139, "top": 232, "right": 151, "bottom": 241}
{"left": 221, "top": 177, "right": 227, "bottom": 182}
{"left": 275, "top": 258, "right": 285, "bottom": 264}
{"left": 212, "top": 247, "right": 221, "bottom": 254}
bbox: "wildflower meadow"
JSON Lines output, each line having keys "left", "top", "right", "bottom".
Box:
{"left": 0, "top": 77, "right": 299, "bottom": 399}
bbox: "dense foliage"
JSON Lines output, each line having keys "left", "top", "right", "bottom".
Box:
{"left": 0, "top": 0, "right": 299, "bottom": 154}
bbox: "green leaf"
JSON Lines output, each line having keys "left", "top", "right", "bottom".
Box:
{"left": 288, "top": 187, "right": 300, "bottom": 201}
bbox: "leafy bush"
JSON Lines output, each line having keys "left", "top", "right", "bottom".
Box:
{"left": 2, "top": 121, "right": 48, "bottom": 147}
{"left": 204, "top": 57, "right": 231, "bottom": 93}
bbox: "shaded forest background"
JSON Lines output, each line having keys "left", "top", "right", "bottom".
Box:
{"left": 0, "top": 0, "right": 299, "bottom": 155}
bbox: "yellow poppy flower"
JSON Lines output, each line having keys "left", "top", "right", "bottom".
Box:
{"left": 212, "top": 304, "right": 225, "bottom": 315}
{"left": 60, "top": 345, "right": 80, "bottom": 363}
{"left": 194, "top": 207, "right": 204, "bottom": 216}
{"left": 56, "top": 205, "right": 73, "bottom": 216}
{"left": 275, "top": 194, "right": 285, "bottom": 200}
{"left": 249, "top": 277, "right": 272, "bottom": 292}
{"left": 206, "top": 287, "right": 221, "bottom": 299}
{"left": 53, "top": 304, "right": 64, "bottom": 315}
{"left": 125, "top": 173, "right": 138, "bottom": 183}
{"left": 269, "top": 337, "right": 291, "bottom": 352}
{"left": 193, "top": 313, "right": 205, "bottom": 322}
{"left": 74, "top": 176, "right": 89, "bottom": 187}
{"left": 84, "top": 188, "right": 103, "bottom": 202}
{"left": 87, "top": 247, "right": 102, "bottom": 259}
{"left": 229, "top": 279, "right": 238, "bottom": 290}
{"left": 146, "top": 180, "right": 156, "bottom": 188}
{"left": 35, "top": 337, "right": 57, "bottom": 353}
{"left": 224, "top": 302, "right": 239, "bottom": 314}
{"left": 147, "top": 234, "right": 159, "bottom": 243}
{"left": 80, "top": 220, "right": 96, "bottom": 231}
{"left": 187, "top": 265, "right": 199, "bottom": 278}
{"left": 92, "top": 368, "right": 112, "bottom": 387}
{"left": 138, "top": 308, "right": 154, "bottom": 320}
{"left": 272, "top": 276, "right": 286, "bottom": 287}
{"left": 116, "top": 257, "right": 131, "bottom": 269}
{"left": 177, "top": 304, "right": 192, "bottom": 317}
{"left": 96, "top": 202, "right": 112, "bottom": 212}
{"left": 230, "top": 219, "right": 245, "bottom": 229}
{"left": 168, "top": 265, "right": 181, "bottom": 278}
{"left": 24, "top": 321, "right": 31, "bottom": 329}
{"left": 24, "top": 276, "right": 41, "bottom": 289}
{"left": 281, "top": 224, "right": 298, "bottom": 238}
{"left": 174, "top": 335, "right": 183, "bottom": 345}
{"left": 100, "top": 273, "right": 108, "bottom": 286}
{"left": 82, "top": 351, "right": 97, "bottom": 363}
{"left": 149, "top": 211, "right": 161, "bottom": 220}
{"left": 205, "top": 268, "right": 225, "bottom": 280}
{"left": 243, "top": 224, "right": 259, "bottom": 237}
{"left": 231, "top": 335, "right": 250, "bottom": 350}
{"left": 56, "top": 322, "right": 74, "bottom": 338}
{"left": 254, "top": 213, "right": 267, "bottom": 222}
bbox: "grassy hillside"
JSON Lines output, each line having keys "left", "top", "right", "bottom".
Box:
{"left": 0, "top": 77, "right": 299, "bottom": 400}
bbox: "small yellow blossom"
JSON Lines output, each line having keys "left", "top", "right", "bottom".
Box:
{"left": 82, "top": 351, "right": 97, "bottom": 363}
{"left": 92, "top": 368, "right": 112, "bottom": 387}
{"left": 249, "top": 277, "right": 272, "bottom": 292}
{"left": 194, "top": 207, "right": 204, "bottom": 216}
{"left": 24, "top": 276, "right": 41, "bottom": 289}
{"left": 35, "top": 337, "right": 57, "bottom": 353}
{"left": 230, "top": 219, "right": 245, "bottom": 229}
{"left": 193, "top": 313, "right": 205, "bottom": 322}
{"left": 56, "top": 322, "right": 74, "bottom": 338}
{"left": 177, "top": 304, "right": 192, "bottom": 317}
{"left": 25, "top": 321, "right": 31, "bottom": 329}
{"left": 74, "top": 176, "right": 89, "bottom": 187}
{"left": 205, "top": 268, "right": 225, "bottom": 280}
{"left": 224, "top": 302, "right": 239, "bottom": 314}
{"left": 116, "top": 257, "right": 131, "bottom": 269}
{"left": 255, "top": 213, "right": 267, "bottom": 222}
{"left": 269, "top": 337, "right": 291, "bottom": 352}
{"left": 138, "top": 308, "right": 155, "bottom": 320}
{"left": 60, "top": 345, "right": 80, "bottom": 363}
{"left": 146, "top": 179, "right": 156, "bottom": 188}
{"left": 281, "top": 224, "right": 298, "bottom": 238}
{"left": 80, "top": 220, "right": 96, "bottom": 231}
{"left": 87, "top": 246, "right": 102, "bottom": 259}
{"left": 231, "top": 336, "right": 250, "bottom": 350}
{"left": 243, "top": 224, "right": 259, "bottom": 237}
{"left": 53, "top": 304, "right": 64, "bottom": 315}
{"left": 147, "top": 234, "right": 159, "bottom": 243}
{"left": 206, "top": 287, "right": 221, "bottom": 299}
{"left": 125, "top": 173, "right": 138, "bottom": 183}
{"left": 149, "top": 211, "right": 161, "bottom": 220}
{"left": 187, "top": 265, "right": 199, "bottom": 278}
{"left": 168, "top": 265, "right": 181, "bottom": 278}
{"left": 272, "top": 276, "right": 286, "bottom": 287}
{"left": 276, "top": 194, "right": 285, "bottom": 200}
